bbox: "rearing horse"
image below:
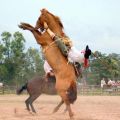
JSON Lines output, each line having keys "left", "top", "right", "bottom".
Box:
{"left": 19, "top": 9, "right": 77, "bottom": 118}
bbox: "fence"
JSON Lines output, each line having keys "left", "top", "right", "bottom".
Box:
{"left": 0, "top": 86, "right": 17, "bottom": 94}
{"left": 77, "top": 85, "right": 120, "bottom": 95}
{"left": 0, "top": 85, "right": 120, "bottom": 95}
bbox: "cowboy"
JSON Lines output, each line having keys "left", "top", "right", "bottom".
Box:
{"left": 44, "top": 22, "right": 91, "bottom": 68}
{"left": 44, "top": 60, "right": 54, "bottom": 82}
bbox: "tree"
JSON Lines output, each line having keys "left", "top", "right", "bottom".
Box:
{"left": 0, "top": 32, "right": 12, "bottom": 83}
{"left": 88, "top": 51, "right": 120, "bottom": 85}
{"left": 0, "top": 31, "right": 26, "bottom": 85}
{"left": 10, "top": 31, "right": 26, "bottom": 85}
{"left": 0, "top": 31, "right": 44, "bottom": 85}
{"left": 24, "top": 47, "right": 44, "bottom": 80}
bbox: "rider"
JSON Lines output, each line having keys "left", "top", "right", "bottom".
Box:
{"left": 44, "top": 60, "right": 54, "bottom": 82}
{"left": 43, "top": 22, "right": 91, "bottom": 68}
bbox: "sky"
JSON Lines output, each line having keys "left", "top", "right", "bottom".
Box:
{"left": 0, "top": 0, "right": 120, "bottom": 54}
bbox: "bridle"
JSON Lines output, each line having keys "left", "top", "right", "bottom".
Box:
{"left": 42, "top": 40, "right": 57, "bottom": 53}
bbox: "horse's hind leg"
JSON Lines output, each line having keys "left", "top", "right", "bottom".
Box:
{"left": 25, "top": 96, "right": 31, "bottom": 111}
{"left": 53, "top": 99, "right": 64, "bottom": 113}
{"left": 29, "top": 94, "right": 40, "bottom": 113}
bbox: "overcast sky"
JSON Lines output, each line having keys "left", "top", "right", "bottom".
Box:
{"left": 0, "top": 0, "right": 120, "bottom": 54}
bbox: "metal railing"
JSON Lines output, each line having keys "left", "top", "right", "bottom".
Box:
{"left": 0, "top": 85, "right": 120, "bottom": 96}
{"left": 77, "top": 85, "right": 120, "bottom": 95}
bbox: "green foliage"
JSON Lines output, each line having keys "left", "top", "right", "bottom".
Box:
{"left": 23, "top": 47, "right": 44, "bottom": 80}
{"left": 87, "top": 51, "right": 120, "bottom": 85}
{"left": 0, "top": 31, "right": 44, "bottom": 85}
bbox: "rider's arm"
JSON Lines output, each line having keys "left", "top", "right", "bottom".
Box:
{"left": 44, "top": 22, "right": 55, "bottom": 39}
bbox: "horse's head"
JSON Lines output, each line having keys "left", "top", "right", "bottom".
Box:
{"left": 35, "top": 9, "right": 47, "bottom": 31}
{"left": 35, "top": 9, "right": 64, "bottom": 35}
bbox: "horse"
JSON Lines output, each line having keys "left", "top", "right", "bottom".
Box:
{"left": 19, "top": 9, "right": 77, "bottom": 118}
{"left": 17, "top": 76, "right": 56, "bottom": 113}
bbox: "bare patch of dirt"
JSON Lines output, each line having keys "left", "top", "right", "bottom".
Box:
{"left": 0, "top": 95, "right": 120, "bottom": 120}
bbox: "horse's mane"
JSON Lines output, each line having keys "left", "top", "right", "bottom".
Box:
{"left": 48, "top": 11, "right": 64, "bottom": 29}
{"left": 41, "top": 9, "right": 64, "bottom": 29}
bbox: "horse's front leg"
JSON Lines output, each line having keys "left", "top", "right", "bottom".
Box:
{"left": 66, "top": 104, "right": 74, "bottom": 119}
{"left": 58, "top": 91, "right": 74, "bottom": 119}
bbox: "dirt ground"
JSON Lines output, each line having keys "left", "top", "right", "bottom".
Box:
{"left": 0, "top": 95, "right": 120, "bottom": 120}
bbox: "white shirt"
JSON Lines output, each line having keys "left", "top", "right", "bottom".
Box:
{"left": 108, "top": 80, "right": 113, "bottom": 85}
{"left": 101, "top": 80, "right": 106, "bottom": 88}
{"left": 44, "top": 60, "right": 52, "bottom": 74}
{"left": 68, "top": 47, "right": 84, "bottom": 63}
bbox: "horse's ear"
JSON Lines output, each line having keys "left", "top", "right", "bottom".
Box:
{"left": 40, "top": 9, "right": 44, "bottom": 14}
{"left": 41, "top": 8, "right": 48, "bottom": 14}
{"left": 40, "top": 9, "right": 44, "bottom": 13}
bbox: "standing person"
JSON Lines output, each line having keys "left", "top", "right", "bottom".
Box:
{"left": 107, "top": 79, "right": 113, "bottom": 86}
{"left": 101, "top": 78, "right": 106, "bottom": 88}
{"left": 44, "top": 60, "right": 54, "bottom": 82}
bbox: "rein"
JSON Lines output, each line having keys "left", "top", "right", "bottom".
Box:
{"left": 92, "top": 52, "right": 110, "bottom": 69}
{"left": 42, "top": 40, "right": 56, "bottom": 53}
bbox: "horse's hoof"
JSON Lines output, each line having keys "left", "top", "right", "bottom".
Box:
{"left": 62, "top": 110, "right": 67, "bottom": 114}
{"left": 31, "top": 112, "right": 36, "bottom": 116}
{"left": 28, "top": 111, "right": 36, "bottom": 115}
{"left": 52, "top": 110, "right": 56, "bottom": 113}
{"left": 70, "top": 112, "right": 74, "bottom": 119}
{"left": 25, "top": 108, "right": 30, "bottom": 112}
{"left": 52, "top": 108, "right": 58, "bottom": 113}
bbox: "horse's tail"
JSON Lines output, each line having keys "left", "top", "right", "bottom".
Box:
{"left": 67, "top": 81, "right": 77, "bottom": 104}
{"left": 16, "top": 83, "right": 28, "bottom": 95}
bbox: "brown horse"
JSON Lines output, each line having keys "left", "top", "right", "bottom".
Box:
{"left": 19, "top": 9, "right": 77, "bottom": 118}
{"left": 17, "top": 76, "right": 56, "bottom": 113}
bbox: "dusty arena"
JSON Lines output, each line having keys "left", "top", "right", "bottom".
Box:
{"left": 0, "top": 95, "right": 120, "bottom": 120}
